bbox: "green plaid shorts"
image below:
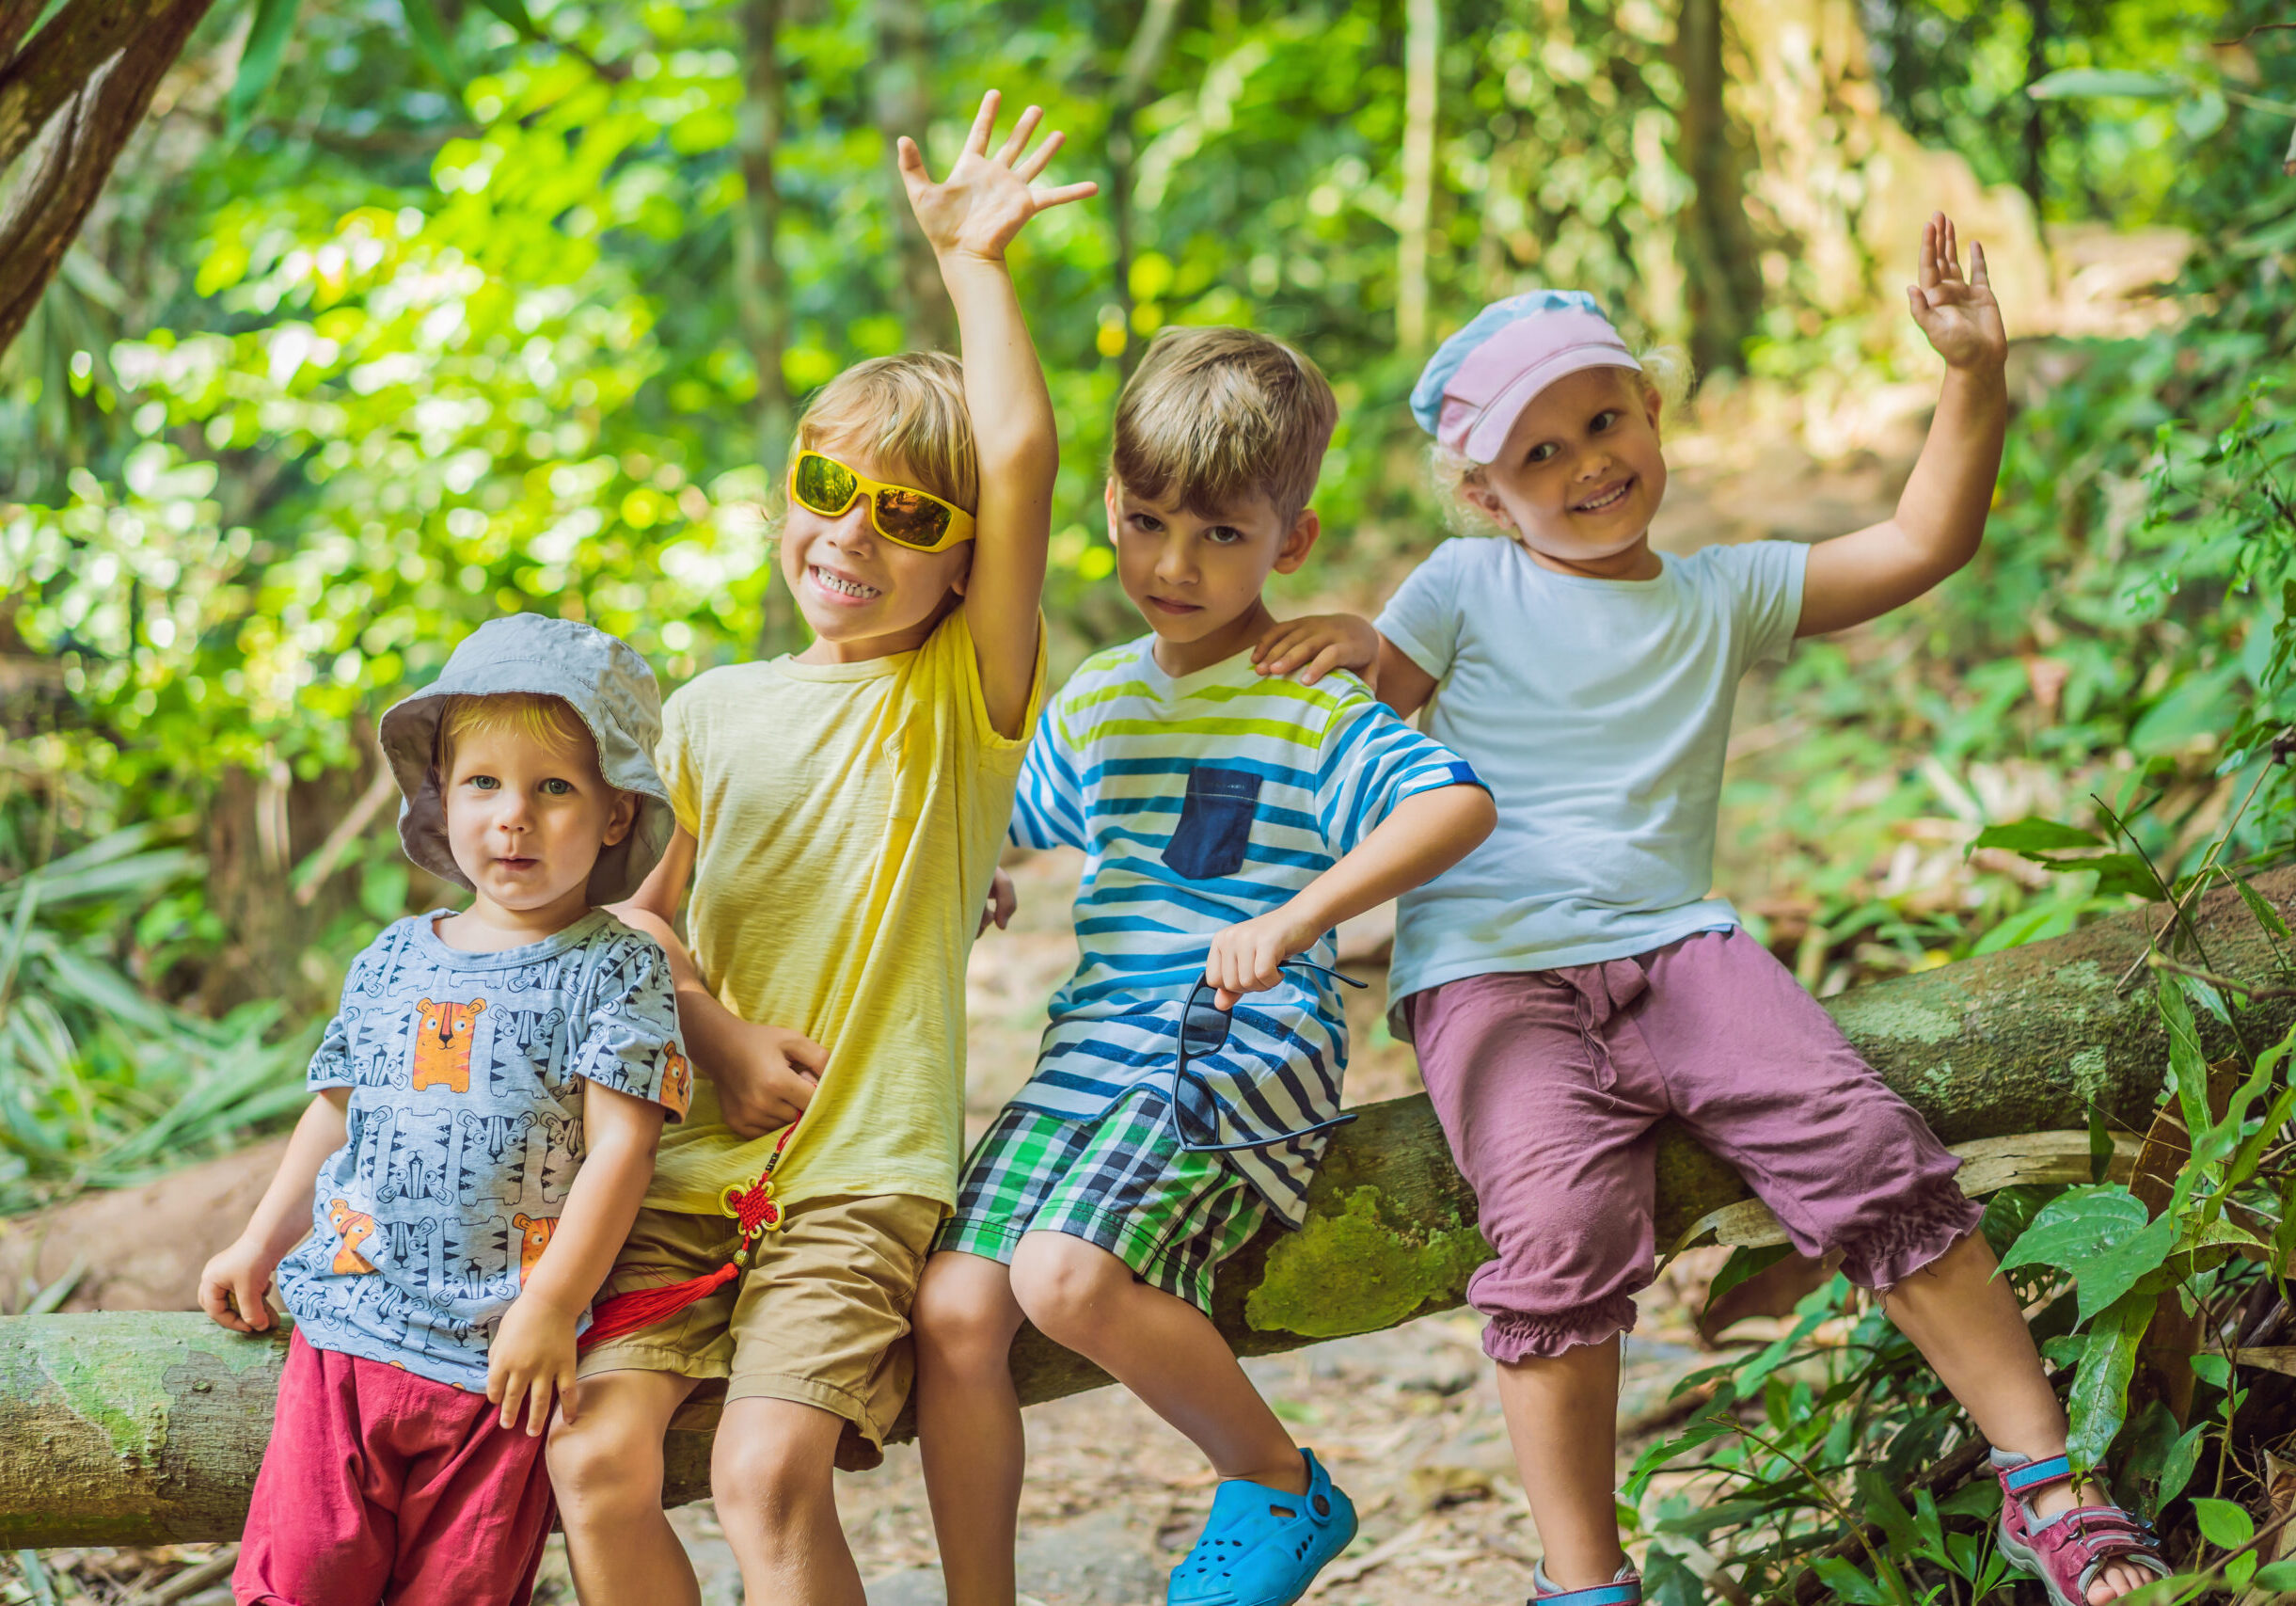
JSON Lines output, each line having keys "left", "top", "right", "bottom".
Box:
{"left": 938, "top": 1091, "right": 1267, "bottom": 1313}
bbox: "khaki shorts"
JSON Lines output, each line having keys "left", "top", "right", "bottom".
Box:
{"left": 577, "top": 1193, "right": 941, "bottom": 1471}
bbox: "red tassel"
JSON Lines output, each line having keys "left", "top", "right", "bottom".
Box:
{"left": 578, "top": 1260, "right": 740, "bottom": 1351}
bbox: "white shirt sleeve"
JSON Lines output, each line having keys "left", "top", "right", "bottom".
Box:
{"left": 1703, "top": 539, "right": 1808, "bottom": 669}
{"left": 1374, "top": 539, "right": 1469, "bottom": 682}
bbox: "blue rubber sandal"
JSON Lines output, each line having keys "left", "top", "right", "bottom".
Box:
{"left": 1168, "top": 1449, "right": 1358, "bottom": 1606}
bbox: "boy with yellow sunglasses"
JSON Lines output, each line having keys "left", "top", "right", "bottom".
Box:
{"left": 543, "top": 89, "right": 1091, "bottom": 1605}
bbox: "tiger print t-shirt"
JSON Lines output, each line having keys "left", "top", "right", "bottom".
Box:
{"left": 277, "top": 909, "right": 689, "bottom": 1391}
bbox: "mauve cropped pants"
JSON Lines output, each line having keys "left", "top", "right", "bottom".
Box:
{"left": 1402, "top": 928, "right": 1984, "bottom": 1363}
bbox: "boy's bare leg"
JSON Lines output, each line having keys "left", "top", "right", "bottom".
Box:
{"left": 1009, "top": 1232, "right": 1307, "bottom": 1497}
{"left": 1883, "top": 1231, "right": 2152, "bottom": 1603}
{"left": 1493, "top": 1337, "right": 1628, "bottom": 1591}
{"left": 548, "top": 1367, "right": 705, "bottom": 1606}
{"left": 711, "top": 1395, "right": 864, "bottom": 1606}
{"left": 913, "top": 1251, "right": 1032, "bottom": 1606}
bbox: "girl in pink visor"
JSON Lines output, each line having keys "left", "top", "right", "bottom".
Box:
{"left": 1257, "top": 216, "right": 2163, "bottom": 1606}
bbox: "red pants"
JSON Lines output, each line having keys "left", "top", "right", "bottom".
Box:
{"left": 235, "top": 1331, "right": 554, "bottom": 1606}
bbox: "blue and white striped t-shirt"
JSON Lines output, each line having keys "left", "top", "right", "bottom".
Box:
{"left": 1006, "top": 637, "right": 1481, "bottom": 1221}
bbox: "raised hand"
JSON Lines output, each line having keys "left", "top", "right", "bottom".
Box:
{"left": 1907, "top": 212, "right": 2006, "bottom": 374}
{"left": 896, "top": 89, "right": 1099, "bottom": 264}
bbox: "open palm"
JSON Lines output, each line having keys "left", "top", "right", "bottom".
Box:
{"left": 898, "top": 90, "right": 1098, "bottom": 263}
{"left": 1907, "top": 211, "right": 2006, "bottom": 372}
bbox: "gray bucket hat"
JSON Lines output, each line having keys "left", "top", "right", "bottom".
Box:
{"left": 377, "top": 614, "right": 675, "bottom": 906}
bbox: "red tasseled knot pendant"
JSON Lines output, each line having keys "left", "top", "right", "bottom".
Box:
{"left": 578, "top": 1260, "right": 739, "bottom": 1351}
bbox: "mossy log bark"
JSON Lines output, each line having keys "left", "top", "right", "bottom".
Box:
{"left": 3, "top": 870, "right": 2289, "bottom": 1547}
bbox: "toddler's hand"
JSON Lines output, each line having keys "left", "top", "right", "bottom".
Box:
{"left": 488, "top": 1292, "right": 579, "bottom": 1436}
{"left": 896, "top": 89, "right": 1099, "bottom": 264}
{"left": 1907, "top": 212, "right": 2005, "bottom": 374}
{"left": 1252, "top": 614, "right": 1379, "bottom": 687}
{"left": 979, "top": 867, "right": 1018, "bottom": 937}
{"left": 198, "top": 1236, "right": 279, "bottom": 1334}
{"left": 1206, "top": 909, "right": 1321, "bottom": 1010}
{"left": 714, "top": 1019, "right": 824, "bottom": 1139}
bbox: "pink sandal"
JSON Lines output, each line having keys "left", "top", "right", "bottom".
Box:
{"left": 1993, "top": 1451, "right": 2169, "bottom": 1605}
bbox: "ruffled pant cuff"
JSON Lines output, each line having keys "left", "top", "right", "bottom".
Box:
{"left": 1481, "top": 1292, "right": 1640, "bottom": 1361}
{"left": 1836, "top": 1175, "right": 1986, "bottom": 1291}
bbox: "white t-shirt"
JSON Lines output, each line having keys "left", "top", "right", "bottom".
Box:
{"left": 1375, "top": 534, "right": 1808, "bottom": 1029}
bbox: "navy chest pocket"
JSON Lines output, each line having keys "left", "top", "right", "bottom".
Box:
{"left": 1162, "top": 767, "right": 1262, "bottom": 881}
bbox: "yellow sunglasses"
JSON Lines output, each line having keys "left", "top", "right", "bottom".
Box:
{"left": 786, "top": 451, "right": 976, "bottom": 554}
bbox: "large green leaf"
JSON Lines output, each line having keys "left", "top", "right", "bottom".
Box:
{"left": 2158, "top": 977, "right": 2211, "bottom": 1140}
{"left": 2066, "top": 1289, "right": 2154, "bottom": 1472}
{"left": 1971, "top": 819, "right": 2104, "bottom": 856}
{"left": 2000, "top": 1185, "right": 2178, "bottom": 1323}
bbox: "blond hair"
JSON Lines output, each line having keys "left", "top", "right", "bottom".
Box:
{"left": 792, "top": 351, "right": 977, "bottom": 515}
{"left": 435, "top": 692, "right": 595, "bottom": 775}
{"left": 1112, "top": 326, "right": 1338, "bottom": 523}
{"left": 1432, "top": 343, "right": 1694, "bottom": 534}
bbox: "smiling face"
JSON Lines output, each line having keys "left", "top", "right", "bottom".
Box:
{"left": 779, "top": 441, "right": 974, "bottom": 663}
{"left": 1465, "top": 365, "right": 1669, "bottom": 579}
{"left": 1108, "top": 478, "right": 1319, "bottom": 676}
{"left": 440, "top": 715, "right": 634, "bottom": 930}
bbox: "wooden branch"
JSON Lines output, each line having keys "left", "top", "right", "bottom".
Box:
{"left": 0, "top": 0, "right": 212, "bottom": 358}
{"left": 2, "top": 868, "right": 2291, "bottom": 1548}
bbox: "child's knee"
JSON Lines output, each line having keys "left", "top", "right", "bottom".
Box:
{"left": 1008, "top": 1233, "right": 1130, "bottom": 1348}
{"left": 546, "top": 1381, "right": 672, "bottom": 1515}
{"left": 711, "top": 1415, "right": 840, "bottom": 1525}
{"left": 913, "top": 1255, "right": 1024, "bottom": 1368}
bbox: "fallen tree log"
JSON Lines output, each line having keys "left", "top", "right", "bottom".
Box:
{"left": 4, "top": 868, "right": 2290, "bottom": 1547}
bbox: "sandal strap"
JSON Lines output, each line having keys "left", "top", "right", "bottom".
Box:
{"left": 1997, "top": 1452, "right": 2074, "bottom": 1497}
{"left": 1537, "top": 1586, "right": 1641, "bottom": 1606}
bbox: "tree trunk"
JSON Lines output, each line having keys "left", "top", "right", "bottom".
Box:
{"left": 872, "top": 0, "right": 949, "bottom": 353}
{"left": 0, "top": 0, "right": 214, "bottom": 358}
{"left": 1673, "top": 0, "right": 1761, "bottom": 374}
{"left": 734, "top": 0, "right": 791, "bottom": 476}
{"left": 1105, "top": 0, "right": 1181, "bottom": 375}
{"left": 1395, "top": 0, "right": 1439, "bottom": 355}
{"left": 4, "top": 869, "right": 2291, "bottom": 1547}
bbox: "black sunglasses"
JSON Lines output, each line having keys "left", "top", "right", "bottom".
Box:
{"left": 1171, "top": 959, "right": 1368, "bottom": 1153}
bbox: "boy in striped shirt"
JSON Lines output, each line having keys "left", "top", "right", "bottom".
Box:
{"left": 912, "top": 326, "right": 1496, "bottom": 1606}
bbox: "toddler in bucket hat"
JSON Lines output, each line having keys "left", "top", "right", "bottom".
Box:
{"left": 379, "top": 612, "right": 675, "bottom": 906}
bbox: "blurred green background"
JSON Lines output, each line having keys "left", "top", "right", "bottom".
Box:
{"left": 1, "top": 0, "right": 2292, "bottom": 1212}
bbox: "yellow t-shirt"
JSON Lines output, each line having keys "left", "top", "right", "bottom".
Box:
{"left": 645, "top": 605, "right": 1043, "bottom": 1214}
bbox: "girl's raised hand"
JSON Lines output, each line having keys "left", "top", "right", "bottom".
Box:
{"left": 897, "top": 89, "right": 1099, "bottom": 263}
{"left": 1907, "top": 211, "right": 2006, "bottom": 373}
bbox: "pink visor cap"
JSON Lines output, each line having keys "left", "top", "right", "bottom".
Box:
{"left": 1409, "top": 291, "right": 1641, "bottom": 465}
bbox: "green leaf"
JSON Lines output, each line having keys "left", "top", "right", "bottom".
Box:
{"left": 2230, "top": 1550, "right": 2260, "bottom": 1591}
{"left": 399, "top": 0, "right": 460, "bottom": 84}
{"left": 2192, "top": 1352, "right": 2232, "bottom": 1390}
{"left": 2066, "top": 1289, "right": 2154, "bottom": 1471}
{"left": 2252, "top": 1560, "right": 2296, "bottom": 1590}
{"left": 2159, "top": 978, "right": 2211, "bottom": 1140}
{"left": 1858, "top": 1467, "right": 1922, "bottom": 1558}
{"left": 1971, "top": 818, "right": 2104, "bottom": 855}
{"left": 1705, "top": 1243, "right": 1793, "bottom": 1310}
{"left": 226, "top": 0, "right": 304, "bottom": 137}
{"left": 473, "top": 0, "right": 543, "bottom": 38}
{"left": 2177, "top": 90, "right": 2229, "bottom": 141}
{"left": 2027, "top": 68, "right": 2189, "bottom": 101}
{"left": 2191, "top": 1496, "right": 2256, "bottom": 1549}
{"left": 1811, "top": 1558, "right": 1897, "bottom": 1606}
{"left": 2276, "top": 1168, "right": 2296, "bottom": 1279}
{"left": 2161, "top": 1420, "right": 2209, "bottom": 1506}
{"left": 2000, "top": 1185, "right": 2178, "bottom": 1323}
{"left": 2231, "top": 872, "right": 2293, "bottom": 946}
{"left": 2087, "top": 852, "right": 2168, "bottom": 900}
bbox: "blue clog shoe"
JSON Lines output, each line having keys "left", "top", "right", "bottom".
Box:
{"left": 1168, "top": 1448, "right": 1357, "bottom": 1606}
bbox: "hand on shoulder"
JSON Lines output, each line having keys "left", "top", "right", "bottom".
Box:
{"left": 1252, "top": 613, "right": 1381, "bottom": 687}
